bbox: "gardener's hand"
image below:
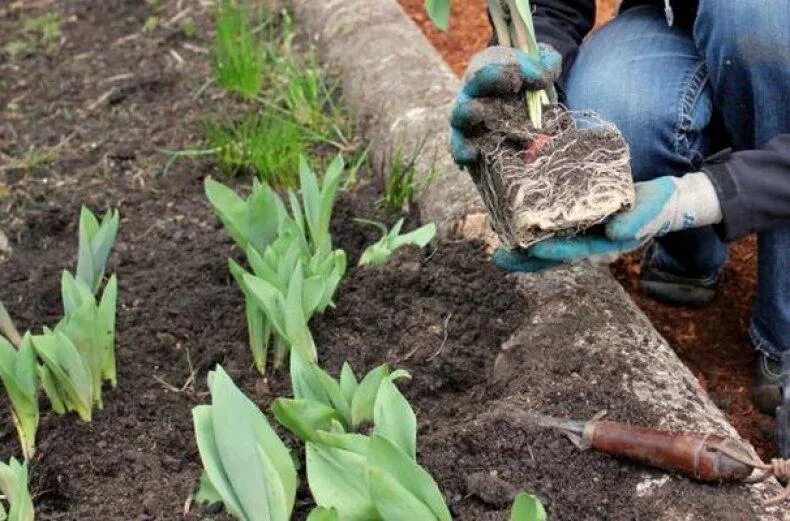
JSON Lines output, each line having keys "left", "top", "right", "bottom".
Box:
{"left": 493, "top": 172, "right": 724, "bottom": 270}
{"left": 450, "top": 44, "right": 561, "bottom": 166}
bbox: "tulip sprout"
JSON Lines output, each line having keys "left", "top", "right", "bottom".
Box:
{"left": 0, "top": 457, "right": 35, "bottom": 521}
{"left": 206, "top": 155, "right": 347, "bottom": 372}
{"left": 356, "top": 218, "right": 436, "bottom": 266}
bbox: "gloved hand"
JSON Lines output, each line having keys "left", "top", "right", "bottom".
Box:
{"left": 450, "top": 44, "right": 561, "bottom": 166}
{"left": 493, "top": 172, "right": 723, "bottom": 271}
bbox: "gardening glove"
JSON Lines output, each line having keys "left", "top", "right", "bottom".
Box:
{"left": 525, "top": 172, "right": 724, "bottom": 263}
{"left": 492, "top": 247, "right": 563, "bottom": 273}
{"left": 450, "top": 44, "right": 561, "bottom": 166}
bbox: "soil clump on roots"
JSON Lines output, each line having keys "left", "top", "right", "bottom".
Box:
{"left": 469, "top": 101, "right": 634, "bottom": 248}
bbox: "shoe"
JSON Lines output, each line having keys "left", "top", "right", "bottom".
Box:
{"left": 753, "top": 353, "right": 782, "bottom": 415}
{"left": 639, "top": 242, "right": 722, "bottom": 307}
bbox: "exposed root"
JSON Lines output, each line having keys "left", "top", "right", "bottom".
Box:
{"left": 469, "top": 105, "right": 635, "bottom": 248}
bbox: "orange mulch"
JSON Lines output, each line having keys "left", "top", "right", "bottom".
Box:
{"left": 395, "top": 0, "right": 772, "bottom": 457}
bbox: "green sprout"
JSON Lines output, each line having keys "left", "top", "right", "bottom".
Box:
{"left": 0, "top": 457, "right": 35, "bottom": 521}
{"left": 192, "top": 366, "right": 297, "bottom": 521}
{"left": 357, "top": 218, "right": 436, "bottom": 266}
{"left": 510, "top": 492, "right": 547, "bottom": 520}
{"left": 0, "top": 335, "right": 39, "bottom": 461}
{"left": 75, "top": 207, "right": 119, "bottom": 294}
{"left": 206, "top": 156, "right": 347, "bottom": 372}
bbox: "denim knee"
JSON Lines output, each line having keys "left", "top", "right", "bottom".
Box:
{"left": 565, "top": 8, "right": 712, "bottom": 182}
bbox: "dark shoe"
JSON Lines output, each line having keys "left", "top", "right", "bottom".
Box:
{"left": 639, "top": 243, "right": 722, "bottom": 307}
{"left": 753, "top": 353, "right": 782, "bottom": 415}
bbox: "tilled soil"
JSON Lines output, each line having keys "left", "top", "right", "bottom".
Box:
{"left": 0, "top": 0, "right": 760, "bottom": 519}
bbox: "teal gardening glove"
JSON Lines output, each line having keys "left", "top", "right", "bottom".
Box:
{"left": 450, "top": 44, "right": 562, "bottom": 166}
{"left": 494, "top": 172, "right": 724, "bottom": 272}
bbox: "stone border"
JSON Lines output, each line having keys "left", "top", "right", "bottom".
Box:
{"left": 286, "top": 0, "right": 781, "bottom": 517}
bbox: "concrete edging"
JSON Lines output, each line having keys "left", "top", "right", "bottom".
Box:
{"left": 286, "top": 0, "right": 781, "bottom": 517}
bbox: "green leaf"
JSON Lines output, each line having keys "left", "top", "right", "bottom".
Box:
{"left": 359, "top": 220, "right": 436, "bottom": 266}
{"left": 510, "top": 492, "right": 547, "bottom": 521}
{"left": 306, "top": 443, "right": 378, "bottom": 521}
{"left": 367, "top": 434, "right": 451, "bottom": 521}
{"left": 289, "top": 350, "right": 350, "bottom": 428}
{"left": 0, "top": 457, "right": 34, "bottom": 521}
{"left": 316, "top": 155, "right": 344, "bottom": 253}
{"left": 0, "top": 298, "right": 21, "bottom": 348}
{"left": 31, "top": 330, "right": 93, "bottom": 422}
{"left": 194, "top": 472, "right": 224, "bottom": 507}
{"left": 425, "top": 0, "right": 451, "bottom": 31}
{"left": 243, "top": 273, "right": 287, "bottom": 338}
{"left": 282, "top": 263, "right": 316, "bottom": 361}
{"left": 97, "top": 274, "right": 118, "bottom": 387}
{"left": 208, "top": 366, "right": 297, "bottom": 520}
{"left": 313, "top": 429, "right": 370, "bottom": 456}
{"left": 390, "top": 222, "right": 436, "bottom": 249}
{"left": 75, "top": 207, "right": 119, "bottom": 293}
{"left": 60, "top": 271, "right": 94, "bottom": 316}
{"left": 373, "top": 375, "right": 416, "bottom": 459}
{"left": 350, "top": 365, "right": 389, "bottom": 428}
{"left": 339, "top": 363, "right": 358, "bottom": 404}
{"left": 368, "top": 466, "right": 437, "bottom": 521}
{"left": 246, "top": 181, "right": 283, "bottom": 254}
{"left": 75, "top": 207, "right": 98, "bottom": 293}
{"left": 0, "top": 335, "right": 38, "bottom": 460}
{"left": 192, "top": 405, "right": 246, "bottom": 519}
{"left": 271, "top": 398, "right": 343, "bottom": 442}
{"left": 306, "top": 506, "right": 339, "bottom": 521}
{"left": 205, "top": 177, "right": 250, "bottom": 249}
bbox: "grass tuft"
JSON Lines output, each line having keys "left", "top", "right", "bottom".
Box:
{"left": 204, "top": 113, "right": 305, "bottom": 186}
{"left": 211, "top": 0, "right": 264, "bottom": 100}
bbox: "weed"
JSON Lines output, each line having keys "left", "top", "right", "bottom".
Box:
{"left": 212, "top": 0, "right": 264, "bottom": 99}
{"left": 377, "top": 139, "right": 436, "bottom": 213}
{"left": 204, "top": 112, "right": 305, "bottom": 186}
{"left": 22, "top": 13, "right": 61, "bottom": 44}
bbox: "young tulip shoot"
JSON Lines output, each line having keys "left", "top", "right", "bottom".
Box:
{"left": 357, "top": 218, "right": 436, "bottom": 266}
{"left": 510, "top": 492, "right": 547, "bottom": 521}
{"left": 75, "top": 207, "right": 119, "bottom": 295}
{"left": 192, "top": 366, "right": 297, "bottom": 521}
{"left": 0, "top": 335, "right": 39, "bottom": 461}
{"left": 0, "top": 457, "right": 35, "bottom": 521}
{"left": 206, "top": 155, "right": 347, "bottom": 373}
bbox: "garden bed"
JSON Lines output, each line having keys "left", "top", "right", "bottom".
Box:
{"left": 0, "top": 0, "right": 770, "bottom": 519}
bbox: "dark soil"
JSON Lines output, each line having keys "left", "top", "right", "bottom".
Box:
{"left": 0, "top": 1, "right": 759, "bottom": 519}
{"left": 398, "top": 0, "right": 773, "bottom": 459}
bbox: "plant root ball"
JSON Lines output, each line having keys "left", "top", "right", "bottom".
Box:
{"left": 467, "top": 100, "right": 635, "bottom": 249}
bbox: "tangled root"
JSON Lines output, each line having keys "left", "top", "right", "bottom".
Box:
{"left": 469, "top": 105, "right": 635, "bottom": 248}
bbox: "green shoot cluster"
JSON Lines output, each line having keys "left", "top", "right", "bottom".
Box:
{"left": 205, "top": 156, "right": 346, "bottom": 372}
{"left": 0, "top": 207, "right": 119, "bottom": 462}
{"left": 193, "top": 355, "right": 546, "bottom": 520}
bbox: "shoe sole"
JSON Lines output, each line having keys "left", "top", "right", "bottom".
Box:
{"left": 640, "top": 279, "right": 716, "bottom": 308}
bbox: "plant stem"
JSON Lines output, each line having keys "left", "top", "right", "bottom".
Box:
{"left": 503, "top": 0, "right": 546, "bottom": 129}
{"left": 0, "top": 298, "right": 22, "bottom": 348}
{"left": 486, "top": 0, "right": 511, "bottom": 47}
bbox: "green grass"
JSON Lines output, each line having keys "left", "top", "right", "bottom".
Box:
{"left": 204, "top": 112, "right": 305, "bottom": 186}
{"left": 23, "top": 13, "right": 61, "bottom": 44}
{"left": 212, "top": 0, "right": 264, "bottom": 100}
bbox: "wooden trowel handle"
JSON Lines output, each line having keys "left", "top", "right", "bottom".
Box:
{"left": 584, "top": 420, "right": 753, "bottom": 482}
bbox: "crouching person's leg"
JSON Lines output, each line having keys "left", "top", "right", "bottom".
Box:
{"left": 695, "top": 0, "right": 790, "bottom": 412}
{"left": 564, "top": 5, "right": 727, "bottom": 305}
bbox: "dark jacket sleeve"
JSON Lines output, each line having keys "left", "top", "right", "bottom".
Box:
{"left": 532, "top": 0, "right": 595, "bottom": 74}
{"left": 702, "top": 135, "right": 790, "bottom": 241}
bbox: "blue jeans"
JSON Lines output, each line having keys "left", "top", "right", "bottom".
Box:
{"left": 564, "top": 2, "right": 790, "bottom": 358}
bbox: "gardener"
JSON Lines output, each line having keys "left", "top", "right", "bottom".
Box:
{"left": 450, "top": 1, "right": 789, "bottom": 413}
